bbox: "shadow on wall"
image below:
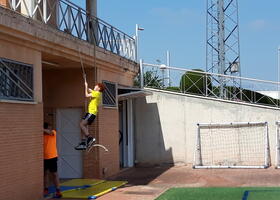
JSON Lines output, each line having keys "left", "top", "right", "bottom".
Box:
{"left": 109, "top": 97, "right": 174, "bottom": 185}
{"left": 134, "top": 97, "right": 174, "bottom": 166}
{"left": 133, "top": 97, "right": 173, "bottom": 182}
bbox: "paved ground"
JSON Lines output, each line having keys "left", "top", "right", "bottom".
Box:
{"left": 52, "top": 165, "right": 280, "bottom": 200}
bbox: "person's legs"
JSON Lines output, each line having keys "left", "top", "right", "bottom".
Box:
{"left": 80, "top": 119, "right": 89, "bottom": 137}
{"left": 49, "top": 157, "right": 62, "bottom": 198}
{"left": 44, "top": 170, "right": 48, "bottom": 189}
{"left": 43, "top": 160, "right": 49, "bottom": 195}
{"left": 50, "top": 172, "right": 60, "bottom": 189}
{"left": 76, "top": 113, "right": 96, "bottom": 150}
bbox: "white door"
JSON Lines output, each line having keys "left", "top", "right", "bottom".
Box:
{"left": 56, "top": 108, "right": 83, "bottom": 178}
{"left": 119, "top": 99, "right": 134, "bottom": 168}
{"left": 127, "top": 99, "right": 134, "bottom": 167}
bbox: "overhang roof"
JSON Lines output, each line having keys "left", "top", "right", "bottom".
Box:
{"left": 118, "top": 86, "right": 152, "bottom": 101}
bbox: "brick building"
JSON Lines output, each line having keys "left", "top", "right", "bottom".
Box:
{"left": 0, "top": 1, "right": 144, "bottom": 199}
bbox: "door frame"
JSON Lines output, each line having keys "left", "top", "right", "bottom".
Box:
{"left": 119, "top": 99, "right": 134, "bottom": 168}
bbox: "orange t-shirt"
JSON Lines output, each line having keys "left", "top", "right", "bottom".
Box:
{"left": 44, "top": 130, "right": 58, "bottom": 159}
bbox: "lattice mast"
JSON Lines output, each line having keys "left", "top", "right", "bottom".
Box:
{"left": 206, "top": 0, "right": 241, "bottom": 98}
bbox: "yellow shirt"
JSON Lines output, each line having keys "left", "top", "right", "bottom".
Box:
{"left": 88, "top": 91, "right": 101, "bottom": 115}
{"left": 44, "top": 130, "right": 58, "bottom": 159}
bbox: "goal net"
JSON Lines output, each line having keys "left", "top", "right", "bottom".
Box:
{"left": 194, "top": 122, "right": 269, "bottom": 169}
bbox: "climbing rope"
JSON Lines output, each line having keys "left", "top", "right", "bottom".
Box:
{"left": 78, "top": 43, "right": 108, "bottom": 153}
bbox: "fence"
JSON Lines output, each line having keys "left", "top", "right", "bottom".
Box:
{"left": 140, "top": 61, "right": 280, "bottom": 108}
{"left": 4, "top": 0, "right": 136, "bottom": 61}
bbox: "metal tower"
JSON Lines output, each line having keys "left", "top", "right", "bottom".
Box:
{"left": 206, "top": 0, "right": 241, "bottom": 98}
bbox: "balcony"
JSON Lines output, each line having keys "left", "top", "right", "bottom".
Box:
{"left": 0, "top": 0, "right": 136, "bottom": 62}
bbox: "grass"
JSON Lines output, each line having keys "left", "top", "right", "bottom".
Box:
{"left": 155, "top": 187, "right": 280, "bottom": 200}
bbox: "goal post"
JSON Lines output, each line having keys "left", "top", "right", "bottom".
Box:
{"left": 193, "top": 122, "right": 270, "bottom": 169}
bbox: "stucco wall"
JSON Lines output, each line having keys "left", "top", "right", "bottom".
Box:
{"left": 135, "top": 89, "right": 280, "bottom": 166}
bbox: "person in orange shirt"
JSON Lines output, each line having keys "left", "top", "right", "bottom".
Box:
{"left": 43, "top": 122, "right": 62, "bottom": 198}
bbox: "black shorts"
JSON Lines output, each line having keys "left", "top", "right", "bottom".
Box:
{"left": 44, "top": 157, "right": 58, "bottom": 173}
{"left": 82, "top": 113, "right": 96, "bottom": 125}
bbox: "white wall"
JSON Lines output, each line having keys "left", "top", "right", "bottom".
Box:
{"left": 134, "top": 89, "right": 280, "bottom": 166}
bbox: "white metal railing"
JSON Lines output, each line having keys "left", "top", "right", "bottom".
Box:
{"left": 3, "top": 0, "right": 136, "bottom": 61}
{"left": 139, "top": 61, "right": 280, "bottom": 108}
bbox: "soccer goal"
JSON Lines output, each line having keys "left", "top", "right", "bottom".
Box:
{"left": 193, "top": 122, "right": 270, "bottom": 169}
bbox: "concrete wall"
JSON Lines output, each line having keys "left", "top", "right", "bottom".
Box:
{"left": 135, "top": 89, "right": 280, "bottom": 166}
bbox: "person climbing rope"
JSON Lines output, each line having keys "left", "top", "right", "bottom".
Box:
{"left": 75, "top": 81, "right": 105, "bottom": 150}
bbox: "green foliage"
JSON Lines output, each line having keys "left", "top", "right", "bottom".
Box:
{"left": 166, "top": 86, "right": 180, "bottom": 92}
{"left": 133, "top": 74, "right": 141, "bottom": 87}
{"left": 211, "top": 86, "right": 279, "bottom": 107}
{"left": 241, "top": 89, "right": 278, "bottom": 106}
{"left": 180, "top": 69, "right": 212, "bottom": 95}
{"left": 134, "top": 71, "right": 164, "bottom": 88}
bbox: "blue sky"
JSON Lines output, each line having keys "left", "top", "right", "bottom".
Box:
{"left": 75, "top": 1, "right": 280, "bottom": 81}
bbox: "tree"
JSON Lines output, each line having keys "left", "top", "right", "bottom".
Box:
{"left": 134, "top": 71, "right": 164, "bottom": 88}
{"left": 180, "top": 69, "right": 212, "bottom": 95}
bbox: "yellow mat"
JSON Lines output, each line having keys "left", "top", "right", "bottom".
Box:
{"left": 61, "top": 181, "right": 127, "bottom": 199}
{"left": 61, "top": 179, "right": 104, "bottom": 187}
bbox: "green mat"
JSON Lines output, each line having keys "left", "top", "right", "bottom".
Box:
{"left": 155, "top": 187, "right": 280, "bottom": 200}
{"left": 61, "top": 181, "right": 127, "bottom": 199}
{"left": 61, "top": 179, "right": 104, "bottom": 187}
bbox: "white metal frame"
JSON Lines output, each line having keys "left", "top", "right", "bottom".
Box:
{"left": 194, "top": 122, "right": 270, "bottom": 169}
{"left": 141, "top": 61, "right": 280, "bottom": 108}
{"left": 120, "top": 99, "right": 134, "bottom": 168}
{"left": 276, "top": 121, "right": 280, "bottom": 168}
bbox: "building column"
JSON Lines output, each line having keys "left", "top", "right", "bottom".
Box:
{"left": 86, "top": 0, "right": 98, "bottom": 44}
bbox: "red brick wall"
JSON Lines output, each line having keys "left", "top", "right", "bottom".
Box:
{"left": 92, "top": 67, "right": 127, "bottom": 178}
{"left": 98, "top": 107, "right": 120, "bottom": 178}
{"left": 43, "top": 64, "right": 135, "bottom": 179}
{"left": 84, "top": 116, "right": 100, "bottom": 178}
{"left": 0, "top": 102, "right": 43, "bottom": 200}
{"left": 0, "top": 0, "right": 8, "bottom": 7}
{"left": 43, "top": 68, "right": 102, "bottom": 178}
{"left": 42, "top": 68, "right": 86, "bottom": 108}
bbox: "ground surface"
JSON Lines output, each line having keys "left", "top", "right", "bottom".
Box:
{"left": 50, "top": 165, "right": 280, "bottom": 200}
{"left": 155, "top": 187, "right": 280, "bottom": 200}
